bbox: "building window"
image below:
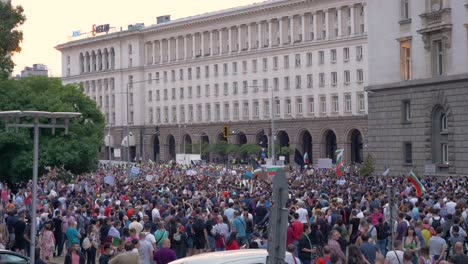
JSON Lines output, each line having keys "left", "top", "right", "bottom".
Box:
{"left": 357, "top": 69, "right": 364, "bottom": 83}
{"left": 345, "top": 94, "right": 352, "bottom": 112}
{"left": 273, "top": 77, "right": 279, "bottom": 91}
{"left": 401, "top": 0, "right": 409, "bottom": 20}
{"left": 441, "top": 114, "right": 447, "bottom": 131}
{"left": 320, "top": 96, "right": 327, "bottom": 114}
{"left": 243, "top": 81, "right": 248, "bottom": 94}
{"left": 343, "top": 47, "right": 350, "bottom": 62}
{"left": 206, "top": 104, "right": 211, "bottom": 121}
{"left": 171, "top": 88, "right": 176, "bottom": 99}
{"left": 275, "top": 99, "right": 281, "bottom": 116}
{"left": 403, "top": 100, "right": 411, "bottom": 122}
{"left": 307, "top": 74, "right": 313, "bottom": 88}
{"left": 180, "top": 69, "right": 184, "bottom": 80}
{"left": 242, "top": 61, "right": 247, "bottom": 72}
{"left": 189, "top": 86, "right": 193, "bottom": 98}
{"left": 295, "top": 75, "right": 301, "bottom": 89}
{"left": 319, "top": 73, "right": 325, "bottom": 87}
{"left": 332, "top": 95, "right": 339, "bottom": 113}
{"left": 295, "top": 54, "right": 301, "bottom": 67}
{"left": 252, "top": 59, "right": 257, "bottom": 72}
{"left": 196, "top": 85, "right": 201, "bottom": 97}
{"left": 223, "top": 63, "right": 228, "bottom": 75}
{"left": 233, "top": 62, "right": 238, "bottom": 74}
{"left": 358, "top": 93, "right": 365, "bottom": 112}
{"left": 156, "top": 90, "right": 160, "bottom": 101}
{"left": 205, "top": 65, "right": 210, "bottom": 78}
{"left": 441, "top": 143, "right": 448, "bottom": 164}
{"left": 308, "top": 97, "right": 315, "bottom": 114}
{"left": 284, "top": 55, "right": 290, "bottom": 69}
{"left": 263, "top": 79, "right": 268, "bottom": 92}
{"left": 262, "top": 58, "right": 268, "bottom": 71}
{"left": 187, "top": 68, "right": 192, "bottom": 80}
{"left": 252, "top": 80, "right": 258, "bottom": 92}
{"left": 233, "top": 82, "right": 238, "bottom": 94}
{"left": 273, "top": 56, "right": 278, "bottom": 69}
{"left": 400, "top": 39, "right": 412, "bottom": 80}
{"left": 243, "top": 102, "right": 249, "bottom": 119}
{"left": 297, "top": 98, "right": 303, "bottom": 115}
{"left": 344, "top": 70, "right": 350, "bottom": 84}
{"left": 171, "top": 70, "right": 176, "bottom": 82}
{"left": 331, "top": 72, "right": 338, "bottom": 86}
{"left": 224, "top": 103, "right": 230, "bottom": 120}
{"left": 284, "top": 77, "right": 290, "bottom": 90}
{"left": 148, "top": 90, "right": 153, "bottom": 101}
{"left": 319, "top": 51, "right": 325, "bottom": 64}
{"left": 433, "top": 40, "right": 445, "bottom": 76}
{"left": 404, "top": 142, "right": 412, "bottom": 164}
{"left": 204, "top": 85, "right": 209, "bottom": 97}
{"left": 263, "top": 100, "right": 270, "bottom": 117}
{"left": 306, "top": 52, "right": 313, "bottom": 66}
{"left": 253, "top": 101, "right": 259, "bottom": 118}
{"left": 223, "top": 83, "right": 229, "bottom": 96}
{"left": 214, "top": 64, "right": 218, "bottom": 77}
{"left": 196, "top": 67, "right": 201, "bottom": 79}
{"left": 179, "top": 87, "right": 184, "bottom": 99}
{"left": 285, "top": 99, "right": 291, "bottom": 115}
{"left": 356, "top": 45, "right": 363, "bottom": 61}
{"left": 330, "top": 49, "right": 337, "bottom": 63}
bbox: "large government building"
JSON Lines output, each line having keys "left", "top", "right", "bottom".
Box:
{"left": 56, "top": 0, "right": 368, "bottom": 164}
{"left": 367, "top": 0, "right": 468, "bottom": 176}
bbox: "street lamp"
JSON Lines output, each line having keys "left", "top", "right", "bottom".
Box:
{"left": 0, "top": 110, "right": 81, "bottom": 264}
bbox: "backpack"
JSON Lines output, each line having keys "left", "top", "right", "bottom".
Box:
{"left": 376, "top": 223, "right": 391, "bottom": 240}
{"left": 431, "top": 217, "right": 441, "bottom": 229}
{"left": 82, "top": 237, "right": 91, "bottom": 250}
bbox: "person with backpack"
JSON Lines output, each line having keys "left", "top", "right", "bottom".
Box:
{"left": 191, "top": 211, "right": 207, "bottom": 255}
{"left": 429, "top": 209, "right": 444, "bottom": 231}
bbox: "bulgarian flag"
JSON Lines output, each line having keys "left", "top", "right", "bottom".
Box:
{"left": 253, "top": 166, "right": 283, "bottom": 177}
{"left": 407, "top": 171, "right": 426, "bottom": 197}
{"left": 335, "top": 149, "right": 344, "bottom": 176}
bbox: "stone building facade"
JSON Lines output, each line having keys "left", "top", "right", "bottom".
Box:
{"left": 56, "top": 0, "right": 369, "bottom": 164}
{"left": 367, "top": 0, "right": 468, "bottom": 176}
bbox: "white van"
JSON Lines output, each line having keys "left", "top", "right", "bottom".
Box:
{"left": 168, "top": 249, "right": 298, "bottom": 264}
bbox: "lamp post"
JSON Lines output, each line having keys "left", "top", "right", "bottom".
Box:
{"left": 0, "top": 111, "right": 81, "bottom": 264}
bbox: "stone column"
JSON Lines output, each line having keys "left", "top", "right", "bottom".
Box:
{"left": 350, "top": 5, "right": 355, "bottom": 35}
{"left": 238, "top": 25, "right": 242, "bottom": 53}
{"left": 301, "top": 14, "right": 306, "bottom": 42}
{"left": 160, "top": 39, "right": 165, "bottom": 62}
{"left": 183, "top": 36, "right": 187, "bottom": 60}
{"left": 228, "top": 27, "right": 232, "bottom": 53}
{"left": 192, "top": 34, "right": 196, "bottom": 59}
{"left": 257, "top": 22, "right": 262, "bottom": 49}
{"left": 268, "top": 20, "right": 273, "bottom": 48}
{"left": 289, "top": 16, "right": 295, "bottom": 43}
{"left": 219, "top": 29, "right": 224, "bottom": 54}
{"left": 201, "top": 32, "right": 205, "bottom": 57}
{"left": 175, "top": 37, "right": 179, "bottom": 61}
{"left": 337, "top": 7, "right": 342, "bottom": 38}
{"left": 247, "top": 24, "right": 252, "bottom": 50}
{"left": 313, "top": 13, "right": 317, "bottom": 40}
{"left": 324, "top": 10, "right": 329, "bottom": 40}
{"left": 363, "top": 3, "right": 367, "bottom": 33}
{"left": 210, "top": 30, "right": 214, "bottom": 55}
{"left": 279, "top": 18, "right": 284, "bottom": 46}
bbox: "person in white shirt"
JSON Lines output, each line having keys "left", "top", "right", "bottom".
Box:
{"left": 295, "top": 202, "right": 308, "bottom": 224}
{"left": 386, "top": 240, "right": 405, "bottom": 264}
{"left": 152, "top": 204, "right": 161, "bottom": 222}
{"left": 445, "top": 197, "right": 457, "bottom": 215}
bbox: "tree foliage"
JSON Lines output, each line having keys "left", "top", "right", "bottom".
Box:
{"left": 239, "top": 143, "right": 261, "bottom": 157}
{"left": 360, "top": 154, "right": 375, "bottom": 177}
{"left": 0, "top": 1, "right": 26, "bottom": 80}
{"left": 0, "top": 76, "right": 105, "bottom": 183}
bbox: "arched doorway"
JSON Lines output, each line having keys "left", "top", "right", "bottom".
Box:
{"left": 200, "top": 134, "right": 210, "bottom": 161}
{"left": 217, "top": 133, "right": 227, "bottom": 142}
{"left": 153, "top": 136, "right": 160, "bottom": 162}
{"left": 167, "top": 135, "right": 176, "bottom": 161}
{"left": 324, "top": 130, "right": 337, "bottom": 162}
{"left": 277, "top": 130, "right": 290, "bottom": 163}
{"left": 349, "top": 129, "right": 363, "bottom": 164}
{"left": 237, "top": 132, "right": 247, "bottom": 146}
{"left": 183, "top": 134, "right": 192, "bottom": 154}
{"left": 299, "top": 130, "right": 313, "bottom": 164}
{"left": 256, "top": 130, "right": 268, "bottom": 161}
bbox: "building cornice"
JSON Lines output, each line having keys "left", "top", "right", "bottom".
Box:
{"left": 365, "top": 73, "right": 468, "bottom": 92}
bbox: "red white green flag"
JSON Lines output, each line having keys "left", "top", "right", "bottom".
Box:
{"left": 335, "top": 149, "right": 344, "bottom": 176}
{"left": 253, "top": 165, "right": 284, "bottom": 177}
{"left": 407, "top": 171, "right": 426, "bottom": 197}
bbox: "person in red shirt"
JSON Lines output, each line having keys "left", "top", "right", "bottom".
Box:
{"left": 316, "top": 245, "right": 332, "bottom": 264}
{"left": 225, "top": 231, "right": 240, "bottom": 250}
{"left": 291, "top": 213, "right": 303, "bottom": 257}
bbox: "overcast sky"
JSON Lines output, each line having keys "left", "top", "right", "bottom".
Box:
{"left": 12, "top": 0, "right": 260, "bottom": 76}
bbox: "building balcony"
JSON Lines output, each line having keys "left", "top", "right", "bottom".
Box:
{"left": 418, "top": 8, "right": 452, "bottom": 49}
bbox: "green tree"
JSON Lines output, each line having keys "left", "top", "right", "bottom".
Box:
{"left": 360, "top": 154, "right": 375, "bottom": 177}
{"left": 0, "top": 76, "right": 104, "bottom": 183}
{"left": 239, "top": 143, "right": 261, "bottom": 158}
{"left": 0, "top": 1, "right": 26, "bottom": 80}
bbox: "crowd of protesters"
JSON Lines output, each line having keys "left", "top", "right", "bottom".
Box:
{"left": 0, "top": 161, "right": 467, "bottom": 264}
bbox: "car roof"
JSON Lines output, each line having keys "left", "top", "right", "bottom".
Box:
{"left": 0, "top": 249, "right": 30, "bottom": 259}
{"left": 169, "top": 249, "right": 292, "bottom": 264}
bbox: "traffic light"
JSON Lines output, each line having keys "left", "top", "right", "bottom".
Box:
{"left": 223, "top": 125, "right": 229, "bottom": 138}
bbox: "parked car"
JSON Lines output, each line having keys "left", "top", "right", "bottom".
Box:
{"left": 168, "top": 249, "right": 297, "bottom": 264}
{"left": 0, "top": 249, "right": 29, "bottom": 264}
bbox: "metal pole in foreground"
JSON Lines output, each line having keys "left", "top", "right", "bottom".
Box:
{"left": 270, "top": 88, "right": 275, "bottom": 164}
{"left": 126, "top": 83, "right": 131, "bottom": 168}
{"left": 30, "top": 118, "right": 39, "bottom": 263}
